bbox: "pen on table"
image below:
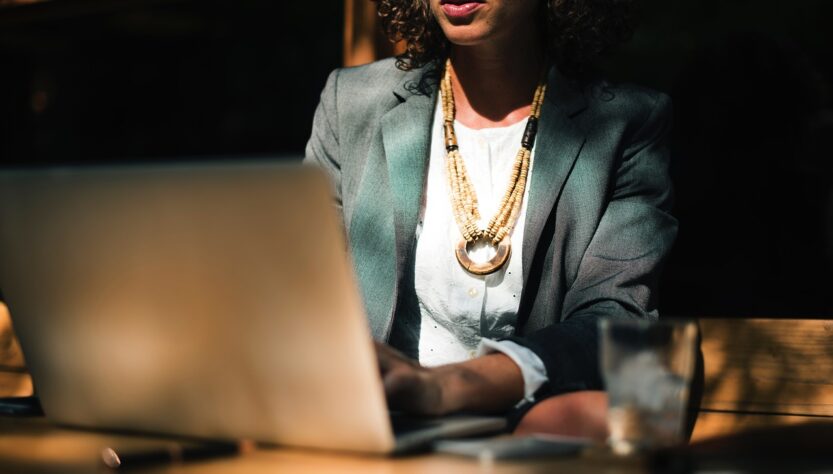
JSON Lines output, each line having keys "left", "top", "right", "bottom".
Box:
{"left": 100, "top": 440, "right": 255, "bottom": 470}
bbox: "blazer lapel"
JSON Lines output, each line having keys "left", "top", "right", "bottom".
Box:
{"left": 350, "top": 68, "right": 436, "bottom": 341}
{"left": 382, "top": 79, "right": 436, "bottom": 270}
{"left": 521, "top": 68, "right": 588, "bottom": 283}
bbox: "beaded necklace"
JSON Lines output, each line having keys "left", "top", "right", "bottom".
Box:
{"left": 441, "top": 58, "right": 547, "bottom": 275}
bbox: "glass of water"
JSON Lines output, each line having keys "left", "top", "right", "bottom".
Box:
{"left": 599, "top": 318, "right": 697, "bottom": 455}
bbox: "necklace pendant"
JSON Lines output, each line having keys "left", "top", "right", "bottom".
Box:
{"left": 455, "top": 237, "right": 511, "bottom": 275}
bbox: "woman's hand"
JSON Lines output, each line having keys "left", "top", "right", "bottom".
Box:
{"left": 375, "top": 342, "right": 445, "bottom": 415}
{"left": 375, "top": 342, "right": 525, "bottom": 416}
{"left": 514, "top": 391, "right": 609, "bottom": 440}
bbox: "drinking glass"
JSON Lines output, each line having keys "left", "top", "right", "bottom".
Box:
{"left": 599, "top": 318, "right": 697, "bottom": 455}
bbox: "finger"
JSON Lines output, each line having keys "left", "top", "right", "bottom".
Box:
{"left": 376, "top": 344, "right": 391, "bottom": 373}
{"left": 383, "top": 368, "right": 422, "bottom": 410}
{"left": 375, "top": 342, "right": 419, "bottom": 374}
{"left": 375, "top": 341, "right": 407, "bottom": 360}
{"left": 375, "top": 341, "right": 400, "bottom": 373}
{"left": 382, "top": 366, "right": 443, "bottom": 415}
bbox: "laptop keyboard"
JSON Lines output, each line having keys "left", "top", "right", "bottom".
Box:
{"left": 389, "top": 414, "right": 445, "bottom": 435}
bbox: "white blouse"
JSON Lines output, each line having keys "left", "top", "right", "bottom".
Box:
{"left": 413, "top": 101, "right": 548, "bottom": 401}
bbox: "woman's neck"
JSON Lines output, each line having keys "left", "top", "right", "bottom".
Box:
{"left": 448, "top": 39, "right": 545, "bottom": 130}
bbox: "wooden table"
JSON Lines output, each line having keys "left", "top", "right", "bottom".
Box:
{"left": 0, "top": 416, "right": 647, "bottom": 474}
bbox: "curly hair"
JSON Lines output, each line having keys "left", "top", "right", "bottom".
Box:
{"left": 373, "top": 0, "right": 638, "bottom": 75}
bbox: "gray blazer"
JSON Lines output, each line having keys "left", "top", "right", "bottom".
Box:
{"left": 304, "top": 58, "right": 676, "bottom": 397}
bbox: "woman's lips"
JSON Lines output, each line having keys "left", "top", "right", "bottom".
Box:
{"left": 440, "top": 2, "right": 483, "bottom": 19}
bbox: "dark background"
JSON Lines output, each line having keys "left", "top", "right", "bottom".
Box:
{"left": 1, "top": 0, "right": 831, "bottom": 317}
{"left": 0, "top": 0, "right": 342, "bottom": 162}
{"left": 598, "top": 0, "right": 833, "bottom": 317}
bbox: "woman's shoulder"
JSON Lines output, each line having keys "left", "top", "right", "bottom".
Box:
{"left": 337, "top": 57, "right": 410, "bottom": 84}
{"left": 580, "top": 78, "right": 672, "bottom": 126}
{"left": 323, "top": 57, "right": 421, "bottom": 105}
{"left": 316, "top": 57, "right": 435, "bottom": 134}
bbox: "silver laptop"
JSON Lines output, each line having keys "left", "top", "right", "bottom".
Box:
{"left": 0, "top": 162, "right": 504, "bottom": 454}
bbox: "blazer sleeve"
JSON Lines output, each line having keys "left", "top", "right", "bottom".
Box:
{"left": 508, "top": 93, "right": 678, "bottom": 398}
{"left": 303, "top": 69, "right": 343, "bottom": 215}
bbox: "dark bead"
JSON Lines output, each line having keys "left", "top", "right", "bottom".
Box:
{"left": 521, "top": 117, "right": 538, "bottom": 150}
{"left": 446, "top": 144, "right": 459, "bottom": 152}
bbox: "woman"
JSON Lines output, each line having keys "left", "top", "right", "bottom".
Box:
{"left": 305, "top": 0, "right": 675, "bottom": 438}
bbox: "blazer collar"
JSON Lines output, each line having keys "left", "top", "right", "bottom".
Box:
{"left": 383, "top": 62, "right": 440, "bottom": 236}
{"left": 521, "top": 66, "right": 588, "bottom": 284}
{"left": 544, "top": 66, "right": 589, "bottom": 118}
{"left": 381, "top": 63, "right": 439, "bottom": 270}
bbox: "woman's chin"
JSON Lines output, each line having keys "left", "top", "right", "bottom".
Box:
{"left": 442, "top": 27, "right": 494, "bottom": 48}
